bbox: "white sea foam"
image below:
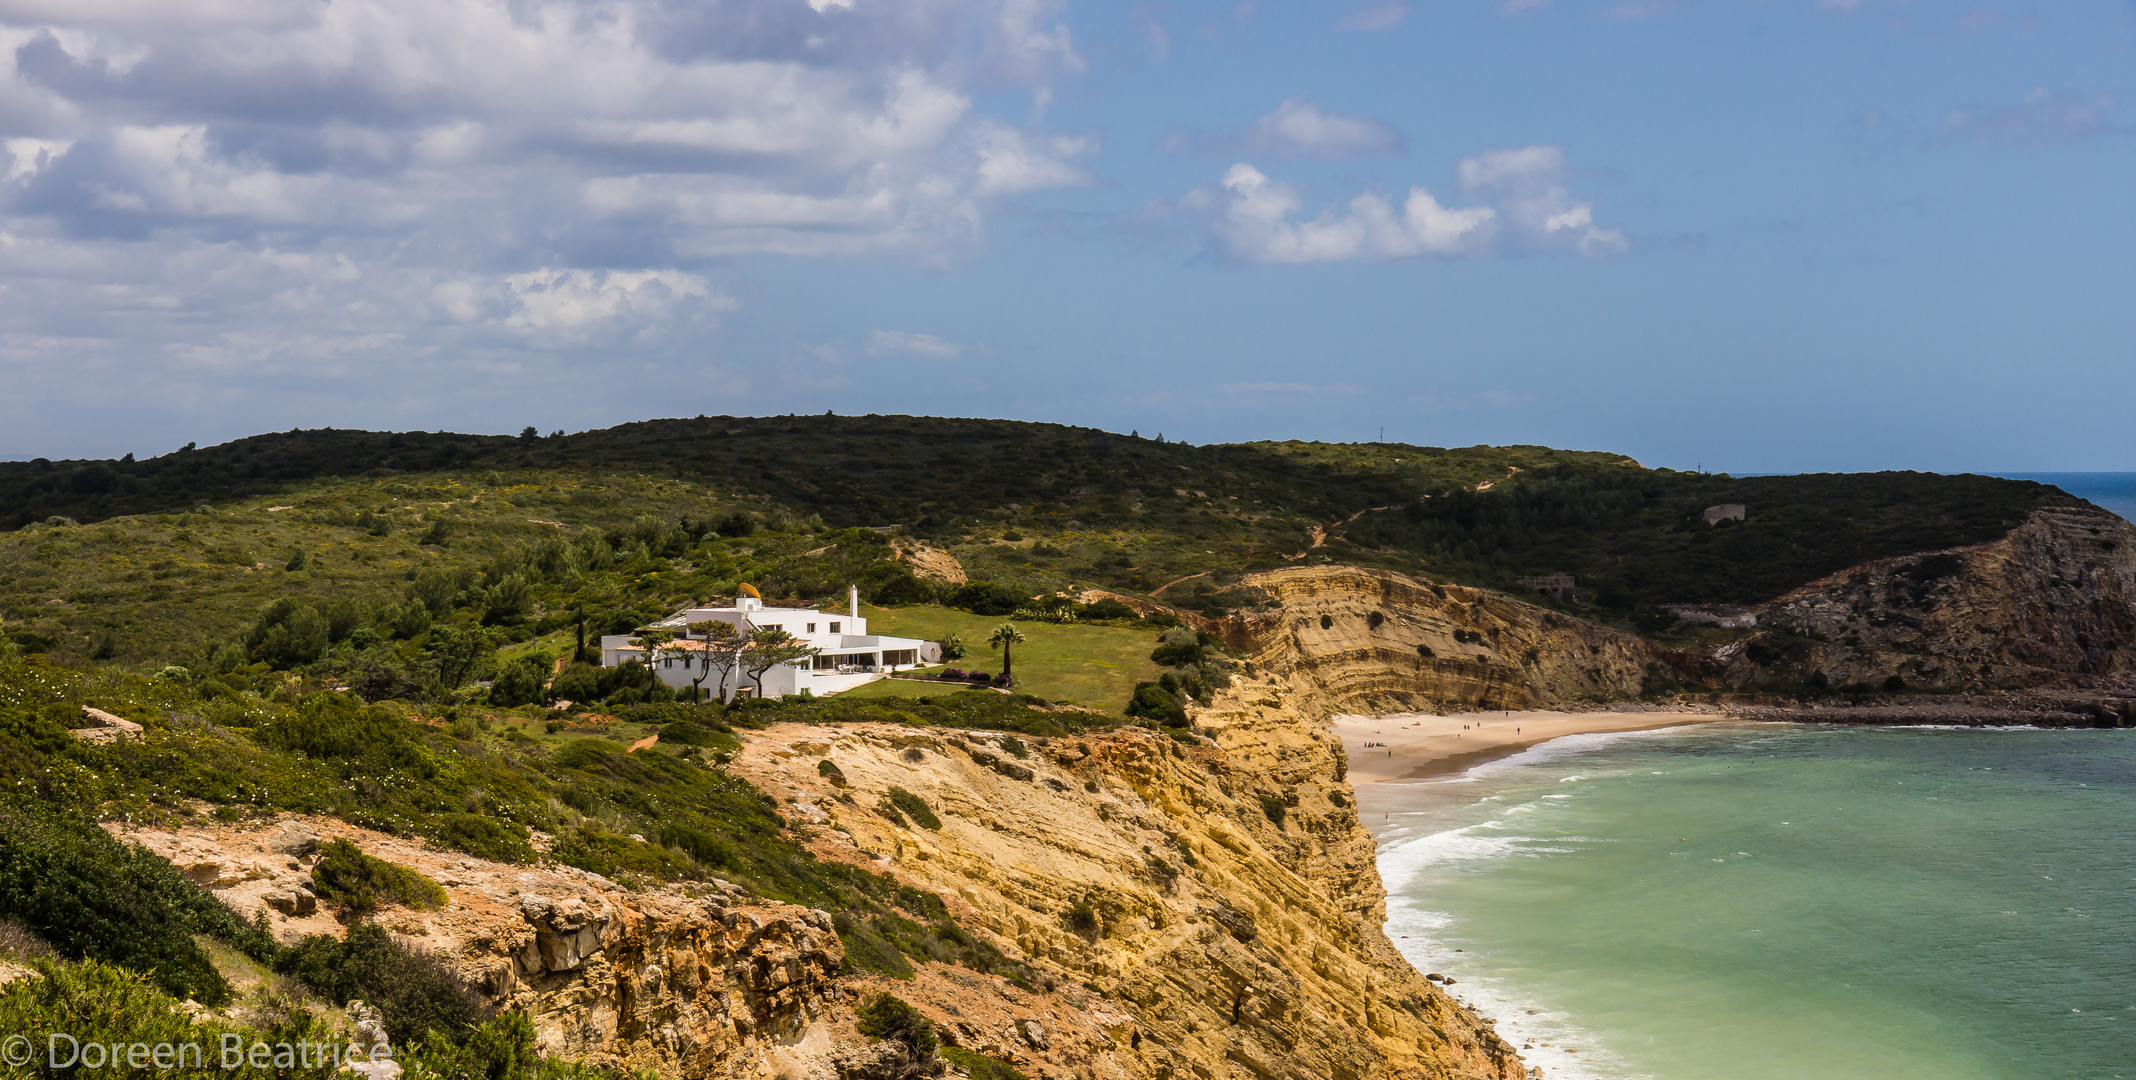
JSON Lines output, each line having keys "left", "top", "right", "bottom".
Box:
{"left": 1386, "top": 900, "right": 1650, "bottom": 1080}
{"left": 1368, "top": 728, "right": 1710, "bottom": 1080}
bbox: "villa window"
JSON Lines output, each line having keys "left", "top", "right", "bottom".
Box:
{"left": 830, "top": 621, "right": 841, "bottom": 633}
{"left": 807, "top": 622, "right": 817, "bottom": 633}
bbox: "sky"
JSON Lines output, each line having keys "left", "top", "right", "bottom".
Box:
{"left": 0, "top": 0, "right": 2131, "bottom": 472}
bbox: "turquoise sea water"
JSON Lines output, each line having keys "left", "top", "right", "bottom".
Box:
{"left": 1360, "top": 724, "right": 2136, "bottom": 1080}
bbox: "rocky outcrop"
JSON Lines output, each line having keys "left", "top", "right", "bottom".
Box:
{"left": 70, "top": 706, "right": 144, "bottom": 744}
{"left": 111, "top": 820, "right": 850, "bottom": 1078}
{"left": 731, "top": 686, "right": 1527, "bottom": 1080}
{"left": 1222, "top": 507, "right": 2136, "bottom": 711}
{"left": 1223, "top": 565, "right": 1678, "bottom": 714}
{"left": 1743, "top": 507, "right": 2136, "bottom": 691}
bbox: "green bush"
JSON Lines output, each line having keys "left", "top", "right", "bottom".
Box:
{"left": 816, "top": 758, "right": 847, "bottom": 785}
{"left": 656, "top": 822, "right": 741, "bottom": 870}
{"left": 551, "top": 827, "right": 693, "bottom": 880}
{"left": 946, "top": 582, "right": 1026, "bottom": 617}
{"left": 488, "top": 656, "right": 549, "bottom": 707}
{"left": 0, "top": 797, "right": 265, "bottom": 1005}
{"left": 1078, "top": 598, "right": 1140, "bottom": 622}
{"left": 428, "top": 813, "right": 535, "bottom": 864}
{"left": 856, "top": 992, "right": 939, "bottom": 1057}
{"left": 274, "top": 922, "right": 485, "bottom": 1048}
{"left": 0, "top": 704, "right": 75, "bottom": 754}
{"left": 401, "top": 1011, "right": 639, "bottom": 1080}
{"left": 1065, "top": 897, "right": 1099, "bottom": 935}
{"left": 835, "top": 914, "right": 915, "bottom": 979}
{"left": 0, "top": 957, "right": 340, "bottom": 1079}
{"left": 309, "top": 839, "right": 448, "bottom": 915}
{"left": 1125, "top": 682, "right": 1187, "bottom": 727}
{"left": 885, "top": 786, "right": 941, "bottom": 830}
{"left": 1150, "top": 638, "right": 1204, "bottom": 667}
{"left": 944, "top": 1046, "right": 1031, "bottom": 1080}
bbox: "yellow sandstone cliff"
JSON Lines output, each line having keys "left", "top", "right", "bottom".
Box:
{"left": 1224, "top": 564, "right": 1672, "bottom": 714}
{"left": 728, "top": 679, "right": 1525, "bottom": 1080}
{"left": 114, "top": 681, "right": 1527, "bottom": 1080}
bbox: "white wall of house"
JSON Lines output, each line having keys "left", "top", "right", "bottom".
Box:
{"left": 598, "top": 594, "right": 937, "bottom": 699}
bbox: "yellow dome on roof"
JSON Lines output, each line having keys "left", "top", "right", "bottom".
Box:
{"left": 737, "top": 582, "right": 762, "bottom": 598}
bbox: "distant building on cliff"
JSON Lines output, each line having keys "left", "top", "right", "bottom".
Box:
{"left": 1703, "top": 504, "right": 1747, "bottom": 525}
{"left": 1519, "top": 573, "right": 1579, "bottom": 600}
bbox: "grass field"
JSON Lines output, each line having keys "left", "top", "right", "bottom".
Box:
{"left": 829, "top": 604, "right": 1163, "bottom": 709}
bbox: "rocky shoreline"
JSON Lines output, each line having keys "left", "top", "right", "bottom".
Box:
{"left": 1723, "top": 690, "right": 2136, "bottom": 729}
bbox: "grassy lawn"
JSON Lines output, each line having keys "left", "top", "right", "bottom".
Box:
{"left": 830, "top": 604, "right": 1162, "bottom": 710}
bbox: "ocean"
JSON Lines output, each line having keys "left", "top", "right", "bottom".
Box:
{"left": 1988, "top": 472, "right": 2136, "bottom": 524}
{"left": 1359, "top": 724, "right": 2136, "bottom": 1080}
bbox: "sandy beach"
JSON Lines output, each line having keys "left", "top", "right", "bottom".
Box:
{"left": 1334, "top": 707, "right": 1725, "bottom": 784}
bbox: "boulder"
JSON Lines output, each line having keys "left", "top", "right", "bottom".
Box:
{"left": 265, "top": 820, "right": 321, "bottom": 857}
{"left": 263, "top": 888, "right": 317, "bottom": 917}
{"left": 1017, "top": 1018, "right": 1050, "bottom": 1050}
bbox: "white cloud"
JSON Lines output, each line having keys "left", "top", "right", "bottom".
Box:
{"left": 0, "top": 0, "right": 1094, "bottom": 406}
{"left": 1334, "top": 3, "right": 1408, "bottom": 31}
{"left": 1457, "top": 146, "right": 1626, "bottom": 255}
{"left": 971, "top": 120, "right": 1095, "bottom": 194}
{"left": 1208, "top": 164, "right": 1495, "bottom": 263}
{"left": 1189, "top": 146, "right": 1623, "bottom": 264}
{"left": 1244, "top": 98, "right": 1403, "bottom": 159}
{"left": 868, "top": 330, "right": 963, "bottom": 357}
{"left": 495, "top": 269, "right": 733, "bottom": 335}
{"left": 3, "top": 138, "right": 71, "bottom": 182}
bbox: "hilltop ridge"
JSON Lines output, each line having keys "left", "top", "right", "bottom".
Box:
{"left": 0, "top": 416, "right": 2088, "bottom": 678}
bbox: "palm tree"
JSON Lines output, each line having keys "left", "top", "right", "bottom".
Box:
{"left": 988, "top": 623, "right": 1027, "bottom": 682}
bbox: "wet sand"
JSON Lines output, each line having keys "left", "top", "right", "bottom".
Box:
{"left": 1334, "top": 708, "right": 1724, "bottom": 783}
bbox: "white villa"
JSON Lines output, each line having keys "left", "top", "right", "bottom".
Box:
{"left": 599, "top": 586, "right": 940, "bottom": 700}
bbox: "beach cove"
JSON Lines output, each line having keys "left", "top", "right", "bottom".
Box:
{"left": 1344, "top": 717, "right": 2136, "bottom": 1080}
{"left": 1333, "top": 707, "right": 1723, "bottom": 783}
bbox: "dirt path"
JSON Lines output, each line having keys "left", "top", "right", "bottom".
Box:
{"left": 1150, "top": 571, "right": 1212, "bottom": 596}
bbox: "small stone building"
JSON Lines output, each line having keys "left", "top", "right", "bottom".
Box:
{"left": 1518, "top": 573, "right": 1578, "bottom": 600}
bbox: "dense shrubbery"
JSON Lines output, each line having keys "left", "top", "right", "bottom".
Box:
{"left": 274, "top": 922, "right": 485, "bottom": 1046}
{"left": 1125, "top": 682, "right": 1187, "bottom": 727}
{"left": 1342, "top": 466, "right": 2078, "bottom": 608}
{"left": 309, "top": 839, "right": 448, "bottom": 915}
{"left": 0, "top": 958, "right": 341, "bottom": 1078}
{"left": 856, "top": 992, "right": 939, "bottom": 1056}
{"left": 947, "top": 581, "right": 1027, "bottom": 617}
{"left": 944, "top": 1047, "right": 1031, "bottom": 1080}
{"left": 0, "top": 797, "right": 269, "bottom": 1004}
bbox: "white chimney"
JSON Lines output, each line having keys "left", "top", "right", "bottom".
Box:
{"left": 848, "top": 584, "right": 860, "bottom": 619}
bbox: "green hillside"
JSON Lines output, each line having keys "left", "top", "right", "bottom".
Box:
{"left": 0, "top": 415, "right": 2086, "bottom": 692}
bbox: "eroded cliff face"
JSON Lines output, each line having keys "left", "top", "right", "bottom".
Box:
{"left": 730, "top": 685, "right": 1525, "bottom": 1080}
{"left": 1742, "top": 507, "right": 2136, "bottom": 690}
{"left": 114, "top": 688, "right": 1525, "bottom": 1080}
{"left": 1215, "top": 506, "right": 2136, "bottom": 713}
{"left": 113, "top": 820, "right": 862, "bottom": 1078}
{"left": 1223, "top": 565, "right": 1675, "bottom": 714}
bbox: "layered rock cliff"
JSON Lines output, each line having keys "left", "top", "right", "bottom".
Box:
{"left": 1208, "top": 506, "right": 2136, "bottom": 715}
{"left": 112, "top": 820, "right": 859, "bottom": 1078}
{"left": 1743, "top": 506, "right": 2136, "bottom": 691}
{"left": 114, "top": 688, "right": 1526, "bottom": 1080}
{"left": 1221, "top": 565, "right": 1676, "bottom": 715}
{"left": 729, "top": 688, "right": 1526, "bottom": 1080}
